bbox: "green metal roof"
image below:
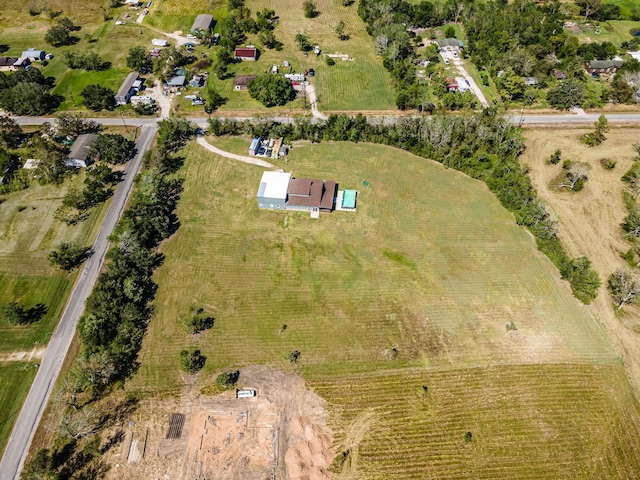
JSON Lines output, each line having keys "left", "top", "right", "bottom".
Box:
{"left": 342, "top": 190, "right": 357, "bottom": 209}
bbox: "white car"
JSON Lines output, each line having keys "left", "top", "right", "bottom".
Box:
{"left": 186, "top": 34, "right": 197, "bottom": 39}
{"left": 444, "top": 58, "right": 450, "bottom": 65}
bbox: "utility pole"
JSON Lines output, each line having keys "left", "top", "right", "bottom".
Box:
{"left": 120, "top": 112, "right": 130, "bottom": 134}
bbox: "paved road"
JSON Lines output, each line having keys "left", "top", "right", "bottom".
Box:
{"left": 0, "top": 124, "right": 158, "bottom": 480}
{"left": 13, "top": 111, "right": 640, "bottom": 128}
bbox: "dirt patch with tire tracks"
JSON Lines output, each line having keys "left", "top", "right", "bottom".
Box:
{"left": 103, "top": 366, "right": 334, "bottom": 480}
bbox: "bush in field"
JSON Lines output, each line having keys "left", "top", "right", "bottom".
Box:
{"left": 179, "top": 348, "right": 206, "bottom": 374}
{"left": 215, "top": 371, "right": 239, "bottom": 390}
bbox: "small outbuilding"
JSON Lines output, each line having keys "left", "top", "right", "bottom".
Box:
{"left": 523, "top": 76, "right": 539, "bottom": 86}
{"left": 67, "top": 134, "right": 98, "bottom": 168}
{"left": 234, "top": 47, "right": 258, "bottom": 61}
{"left": 166, "top": 75, "right": 186, "bottom": 89}
{"left": 234, "top": 75, "right": 255, "bottom": 91}
{"left": 191, "top": 14, "right": 214, "bottom": 33}
{"left": 20, "top": 48, "right": 46, "bottom": 62}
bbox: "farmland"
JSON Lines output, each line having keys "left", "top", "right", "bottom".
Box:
{"left": 120, "top": 138, "right": 640, "bottom": 477}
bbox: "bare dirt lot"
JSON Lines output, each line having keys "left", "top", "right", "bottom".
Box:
{"left": 103, "top": 366, "right": 334, "bottom": 480}
{"left": 522, "top": 128, "right": 640, "bottom": 390}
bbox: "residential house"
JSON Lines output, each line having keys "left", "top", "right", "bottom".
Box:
{"left": 434, "top": 38, "right": 464, "bottom": 52}
{"left": 234, "top": 75, "right": 255, "bottom": 91}
{"left": 66, "top": 134, "right": 98, "bottom": 168}
{"left": 553, "top": 70, "right": 567, "bottom": 80}
{"left": 191, "top": 14, "right": 214, "bottom": 34}
{"left": 256, "top": 171, "right": 337, "bottom": 213}
{"left": 115, "top": 72, "right": 143, "bottom": 105}
{"left": 234, "top": 47, "right": 258, "bottom": 61}
{"left": 0, "top": 57, "right": 19, "bottom": 72}
{"left": 585, "top": 59, "right": 624, "bottom": 75}
{"left": 166, "top": 75, "right": 186, "bottom": 89}
{"left": 446, "top": 77, "right": 458, "bottom": 92}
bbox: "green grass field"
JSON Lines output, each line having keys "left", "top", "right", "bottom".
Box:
{"left": 125, "top": 139, "right": 640, "bottom": 477}
{"left": 571, "top": 20, "right": 638, "bottom": 44}
{"left": 0, "top": 363, "right": 37, "bottom": 459}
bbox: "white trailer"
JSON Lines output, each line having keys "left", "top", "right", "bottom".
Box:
{"left": 236, "top": 389, "right": 256, "bottom": 398}
{"left": 151, "top": 38, "right": 169, "bottom": 47}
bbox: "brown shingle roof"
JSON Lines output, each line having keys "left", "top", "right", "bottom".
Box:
{"left": 286, "top": 178, "right": 336, "bottom": 211}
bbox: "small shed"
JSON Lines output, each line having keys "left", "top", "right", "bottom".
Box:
{"left": 115, "top": 71, "right": 142, "bottom": 105}
{"left": 67, "top": 134, "right": 98, "bottom": 168}
{"left": 191, "top": 14, "right": 214, "bottom": 33}
{"left": 249, "top": 136, "right": 262, "bottom": 156}
{"left": 20, "top": 49, "right": 45, "bottom": 62}
{"left": 234, "top": 47, "right": 258, "bottom": 61}
{"left": 257, "top": 171, "right": 291, "bottom": 210}
{"left": 523, "top": 76, "right": 539, "bottom": 86}
{"left": 234, "top": 75, "right": 255, "bottom": 91}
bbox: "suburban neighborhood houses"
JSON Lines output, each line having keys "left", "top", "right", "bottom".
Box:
{"left": 4, "top": 1, "right": 640, "bottom": 480}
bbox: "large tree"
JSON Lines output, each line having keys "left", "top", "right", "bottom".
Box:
{"left": 609, "top": 267, "right": 640, "bottom": 310}
{"left": 547, "top": 79, "right": 586, "bottom": 110}
{"left": 248, "top": 74, "right": 295, "bottom": 107}
{"left": 81, "top": 84, "right": 116, "bottom": 111}
{"left": 49, "top": 242, "right": 92, "bottom": 271}
{"left": 0, "top": 115, "right": 23, "bottom": 148}
{"left": 89, "top": 134, "right": 134, "bottom": 164}
{"left": 126, "top": 46, "right": 153, "bottom": 73}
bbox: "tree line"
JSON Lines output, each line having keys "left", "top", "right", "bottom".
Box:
{"left": 23, "top": 118, "right": 196, "bottom": 480}
{"left": 209, "top": 111, "right": 600, "bottom": 303}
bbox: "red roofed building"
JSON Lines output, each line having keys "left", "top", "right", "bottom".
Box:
{"left": 234, "top": 47, "right": 258, "bottom": 61}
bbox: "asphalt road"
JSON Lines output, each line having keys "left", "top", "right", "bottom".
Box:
{"left": 0, "top": 124, "right": 158, "bottom": 480}
{"left": 13, "top": 111, "right": 640, "bottom": 128}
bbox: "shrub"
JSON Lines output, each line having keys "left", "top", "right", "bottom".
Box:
{"left": 326, "top": 56, "right": 335, "bottom": 66}
{"left": 600, "top": 158, "right": 616, "bottom": 170}
{"left": 548, "top": 149, "right": 561, "bottom": 165}
{"left": 179, "top": 348, "right": 206, "bottom": 374}
{"left": 215, "top": 371, "right": 239, "bottom": 390}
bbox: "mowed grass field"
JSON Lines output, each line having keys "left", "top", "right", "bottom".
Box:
{"left": 0, "top": 363, "right": 36, "bottom": 458}
{"left": 312, "top": 363, "right": 640, "bottom": 479}
{"left": 127, "top": 139, "right": 640, "bottom": 477}
{"left": 222, "top": 0, "right": 396, "bottom": 112}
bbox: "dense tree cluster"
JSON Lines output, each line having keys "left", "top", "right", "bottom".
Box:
{"left": 89, "top": 134, "right": 135, "bottom": 164}
{"left": 209, "top": 112, "right": 600, "bottom": 303}
{"left": 0, "top": 68, "right": 57, "bottom": 115}
{"left": 126, "top": 46, "right": 153, "bottom": 73}
{"left": 248, "top": 74, "right": 296, "bottom": 107}
{"left": 81, "top": 84, "right": 116, "bottom": 111}
{"left": 62, "top": 51, "right": 110, "bottom": 71}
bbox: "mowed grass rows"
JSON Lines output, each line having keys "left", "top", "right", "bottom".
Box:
{"left": 311, "top": 363, "right": 640, "bottom": 479}
{"left": 131, "top": 140, "right": 615, "bottom": 394}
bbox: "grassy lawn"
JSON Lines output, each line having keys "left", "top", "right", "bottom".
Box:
{"left": 571, "top": 20, "right": 638, "bottom": 44}
{"left": 215, "top": 0, "right": 396, "bottom": 112}
{"left": 0, "top": 363, "right": 37, "bottom": 459}
{"left": 125, "top": 139, "right": 640, "bottom": 477}
{"left": 604, "top": 0, "right": 640, "bottom": 20}
{"left": 145, "top": 0, "right": 227, "bottom": 34}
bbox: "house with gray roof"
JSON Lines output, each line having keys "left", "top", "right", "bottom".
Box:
{"left": 585, "top": 59, "right": 624, "bottom": 75}
{"left": 191, "top": 14, "right": 214, "bottom": 33}
{"left": 115, "top": 72, "right": 143, "bottom": 105}
{"left": 67, "top": 134, "right": 98, "bottom": 168}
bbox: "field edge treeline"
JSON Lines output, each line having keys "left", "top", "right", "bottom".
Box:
{"left": 209, "top": 111, "right": 600, "bottom": 303}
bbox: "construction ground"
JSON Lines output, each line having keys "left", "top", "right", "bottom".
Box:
{"left": 102, "top": 366, "right": 335, "bottom": 480}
